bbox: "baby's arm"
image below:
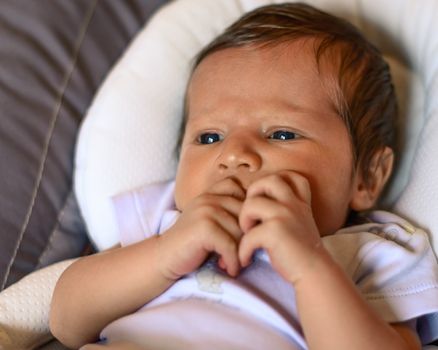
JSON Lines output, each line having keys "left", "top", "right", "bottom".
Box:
{"left": 49, "top": 237, "right": 174, "bottom": 348}
{"left": 239, "top": 171, "right": 421, "bottom": 350}
{"left": 50, "top": 178, "right": 244, "bottom": 349}
{"left": 293, "top": 255, "right": 420, "bottom": 349}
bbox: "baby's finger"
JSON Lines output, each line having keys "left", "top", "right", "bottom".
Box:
{"left": 238, "top": 224, "right": 267, "bottom": 267}
{"left": 207, "top": 177, "right": 246, "bottom": 200}
{"left": 239, "top": 196, "right": 288, "bottom": 233}
{"left": 212, "top": 205, "right": 244, "bottom": 241}
{"left": 204, "top": 230, "right": 240, "bottom": 276}
{"left": 194, "top": 192, "right": 243, "bottom": 217}
{"left": 207, "top": 193, "right": 243, "bottom": 218}
{"left": 246, "top": 173, "right": 296, "bottom": 204}
{"left": 246, "top": 171, "right": 312, "bottom": 207}
{"left": 218, "top": 257, "right": 226, "bottom": 270}
{"left": 277, "top": 171, "right": 312, "bottom": 205}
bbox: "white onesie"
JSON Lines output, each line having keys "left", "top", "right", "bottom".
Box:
{"left": 100, "top": 181, "right": 438, "bottom": 349}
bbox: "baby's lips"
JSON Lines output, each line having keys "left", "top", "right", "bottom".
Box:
{"left": 225, "top": 174, "right": 267, "bottom": 196}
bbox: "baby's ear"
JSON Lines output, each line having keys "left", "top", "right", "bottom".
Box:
{"left": 350, "top": 146, "right": 394, "bottom": 211}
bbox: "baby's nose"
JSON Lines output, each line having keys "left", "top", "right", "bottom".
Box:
{"left": 217, "top": 137, "right": 262, "bottom": 173}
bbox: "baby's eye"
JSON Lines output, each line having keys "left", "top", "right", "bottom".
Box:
{"left": 198, "top": 132, "right": 222, "bottom": 144}
{"left": 269, "top": 130, "right": 298, "bottom": 141}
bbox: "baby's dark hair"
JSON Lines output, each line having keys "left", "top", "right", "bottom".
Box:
{"left": 187, "top": 2, "right": 397, "bottom": 187}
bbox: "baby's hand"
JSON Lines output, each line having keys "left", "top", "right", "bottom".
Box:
{"left": 239, "top": 171, "right": 323, "bottom": 285}
{"left": 157, "top": 178, "right": 245, "bottom": 281}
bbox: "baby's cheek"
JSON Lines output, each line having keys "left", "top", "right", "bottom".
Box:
{"left": 174, "top": 178, "right": 205, "bottom": 211}
{"left": 174, "top": 179, "right": 189, "bottom": 211}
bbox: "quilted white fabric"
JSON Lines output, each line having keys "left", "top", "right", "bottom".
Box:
{"left": 0, "top": 259, "right": 75, "bottom": 350}
{"left": 73, "top": 0, "right": 438, "bottom": 255}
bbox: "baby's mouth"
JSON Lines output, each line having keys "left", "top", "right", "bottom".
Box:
{"left": 226, "top": 172, "right": 264, "bottom": 192}
{"left": 226, "top": 175, "right": 245, "bottom": 188}
{"left": 223, "top": 175, "right": 252, "bottom": 199}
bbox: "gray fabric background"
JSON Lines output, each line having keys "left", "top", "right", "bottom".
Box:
{"left": 0, "top": 0, "right": 168, "bottom": 291}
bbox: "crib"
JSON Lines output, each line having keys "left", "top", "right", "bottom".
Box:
{"left": 1, "top": 0, "right": 438, "bottom": 348}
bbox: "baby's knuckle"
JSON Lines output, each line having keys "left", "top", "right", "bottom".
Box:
{"left": 274, "top": 206, "right": 294, "bottom": 219}
{"left": 263, "top": 173, "right": 282, "bottom": 184}
{"left": 196, "top": 202, "right": 216, "bottom": 217}
{"left": 268, "top": 218, "right": 288, "bottom": 233}
{"left": 194, "top": 194, "right": 212, "bottom": 206}
{"left": 223, "top": 237, "right": 238, "bottom": 253}
{"left": 196, "top": 217, "right": 216, "bottom": 234}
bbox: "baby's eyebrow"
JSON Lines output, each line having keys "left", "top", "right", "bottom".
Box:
{"left": 185, "top": 95, "right": 339, "bottom": 127}
{"left": 183, "top": 116, "right": 226, "bottom": 130}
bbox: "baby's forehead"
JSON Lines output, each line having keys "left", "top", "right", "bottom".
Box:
{"left": 185, "top": 41, "right": 342, "bottom": 117}
{"left": 189, "top": 39, "right": 343, "bottom": 92}
{"left": 193, "top": 39, "right": 319, "bottom": 71}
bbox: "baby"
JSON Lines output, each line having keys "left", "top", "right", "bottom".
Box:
{"left": 50, "top": 3, "right": 438, "bottom": 349}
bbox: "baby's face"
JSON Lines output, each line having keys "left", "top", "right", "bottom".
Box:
{"left": 175, "top": 41, "right": 364, "bottom": 236}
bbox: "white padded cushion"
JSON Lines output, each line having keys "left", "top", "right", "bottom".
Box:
{"left": 0, "top": 259, "right": 75, "bottom": 350}
{"left": 74, "top": 0, "right": 438, "bottom": 256}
